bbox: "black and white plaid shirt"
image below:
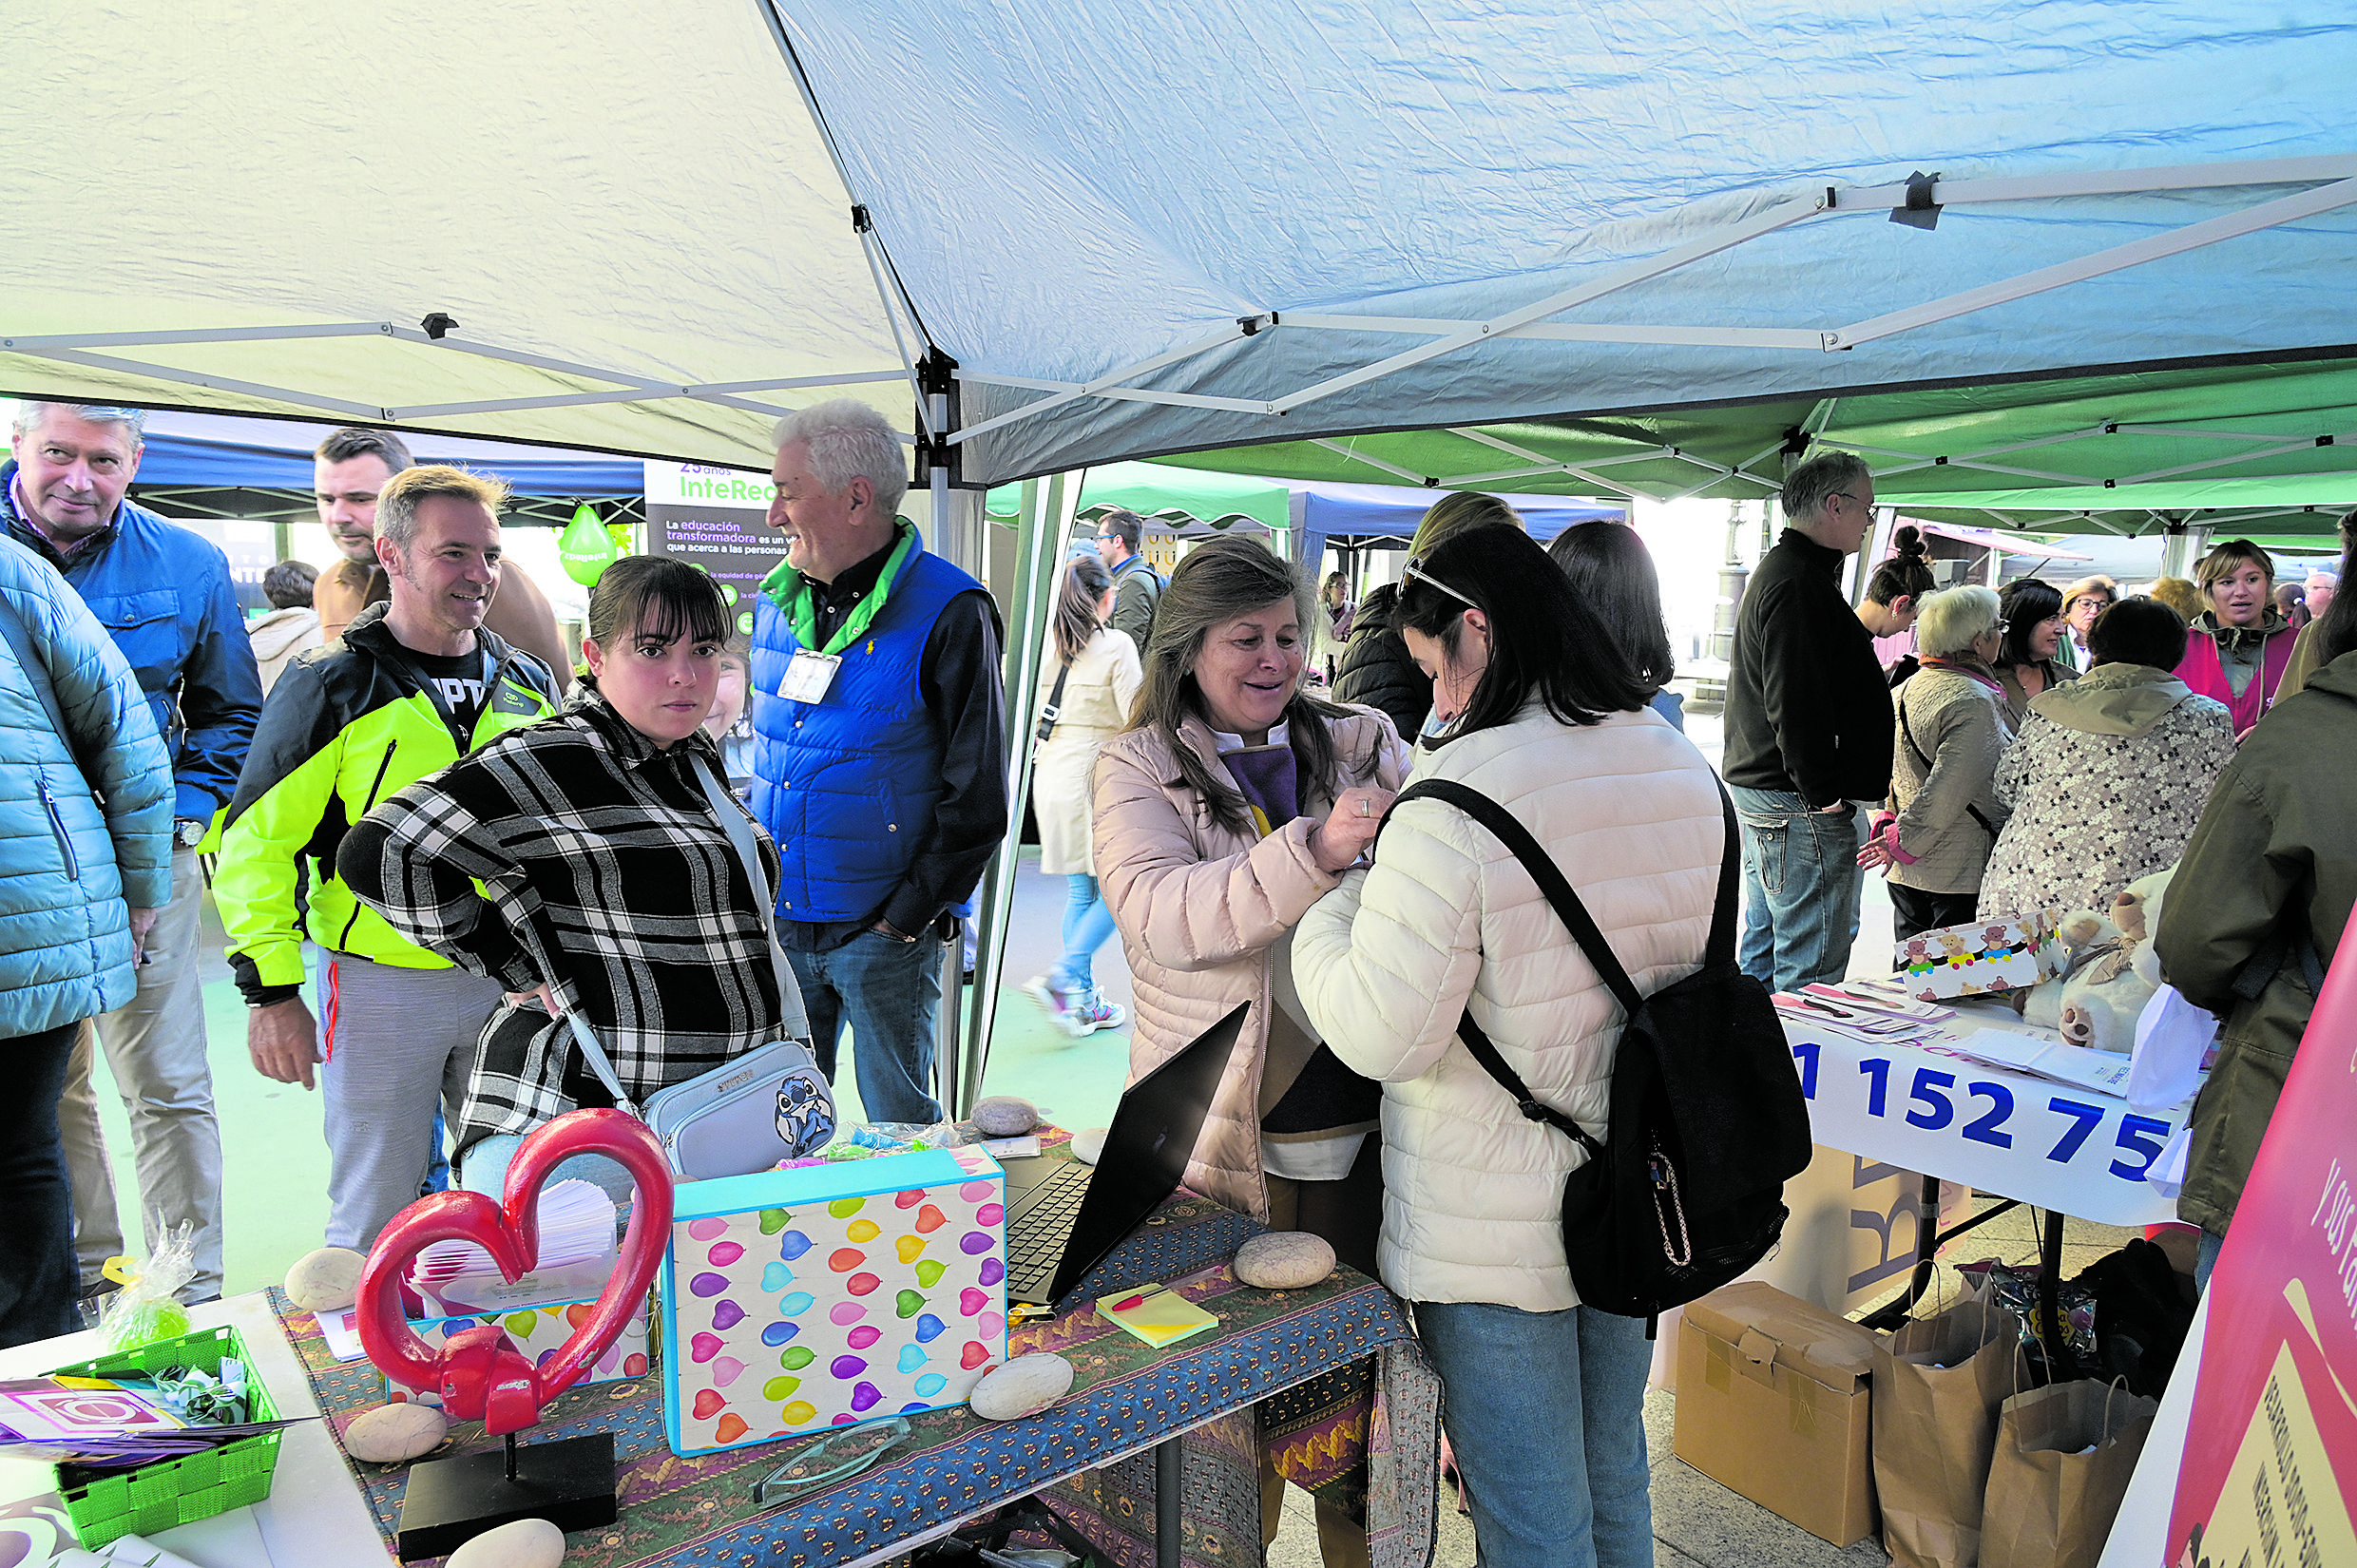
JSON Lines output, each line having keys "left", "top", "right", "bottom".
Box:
{"left": 339, "top": 691, "right": 787, "bottom": 1148}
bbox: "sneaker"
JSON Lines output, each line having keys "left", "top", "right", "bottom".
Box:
{"left": 1064, "top": 993, "right": 1128, "bottom": 1039}
{"left": 1020, "top": 974, "right": 1072, "bottom": 1023}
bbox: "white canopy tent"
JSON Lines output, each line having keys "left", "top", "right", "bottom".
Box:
{"left": 8, "top": 2, "right": 2357, "bottom": 1106}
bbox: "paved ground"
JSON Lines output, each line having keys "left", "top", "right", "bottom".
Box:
{"left": 72, "top": 704, "right": 2137, "bottom": 1566}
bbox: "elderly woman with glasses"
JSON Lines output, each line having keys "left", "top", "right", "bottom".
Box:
{"left": 1859, "top": 585, "right": 2015, "bottom": 940}
{"left": 1091, "top": 535, "right": 1408, "bottom": 1566}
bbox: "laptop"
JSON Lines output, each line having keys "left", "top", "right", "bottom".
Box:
{"left": 997, "top": 1003, "right": 1248, "bottom": 1308}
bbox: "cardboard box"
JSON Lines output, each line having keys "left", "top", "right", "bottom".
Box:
{"left": 1673, "top": 1281, "right": 1883, "bottom": 1547}
{"left": 661, "top": 1142, "right": 1007, "bottom": 1455}
{"left": 1893, "top": 912, "right": 2064, "bottom": 1003}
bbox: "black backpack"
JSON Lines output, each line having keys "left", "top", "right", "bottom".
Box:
{"left": 1389, "top": 777, "right": 1811, "bottom": 1319}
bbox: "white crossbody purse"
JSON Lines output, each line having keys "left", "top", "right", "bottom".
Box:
{"left": 562, "top": 756, "right": 836, "bottom": 1180}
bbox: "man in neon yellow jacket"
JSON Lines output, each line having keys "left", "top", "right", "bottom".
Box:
{"left": 218, "top": 467, "right": 561, "bottom": 1249}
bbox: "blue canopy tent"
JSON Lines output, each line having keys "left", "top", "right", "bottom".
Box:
{"left": 126, "top": 411, "right": 647, "bottom": 529}
{"left": 1289, "top": 481, "right": 1622, "bottom": 566}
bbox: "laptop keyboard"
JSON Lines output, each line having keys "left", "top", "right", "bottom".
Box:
{"left": 1005, "top": 1161, "right": 1094, "bottom": 1302}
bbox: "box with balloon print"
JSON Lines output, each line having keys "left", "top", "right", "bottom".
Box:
{"left": 661, "top": 1143, "right": 1008, "bottom": 1456}
{"left": 380, "top": 1295, "right": 653, "bottom": 1407}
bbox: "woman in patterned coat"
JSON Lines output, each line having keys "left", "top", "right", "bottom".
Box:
{"left": 1976, "top": 597, "right": 2235, "bottom": 920}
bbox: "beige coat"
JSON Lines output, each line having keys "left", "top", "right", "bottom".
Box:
{"left": 1294, "top": 703, "right": 1723, "bottom": 1310}
{"left": 1889, "top": 663, "right": 2014, "bottom": 896}
{"left": 1033, "top": 626, "right": 1142, "bottom": 875}
{"left": 1093, "top": 706, "right": 1408, "bottom": 1222}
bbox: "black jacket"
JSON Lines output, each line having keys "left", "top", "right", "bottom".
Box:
{"left": 1332, "top": 583, "right": 1428, "bottom": 742}
{"left": 1722, "top": 529, "right": 1892, "bottom": 805}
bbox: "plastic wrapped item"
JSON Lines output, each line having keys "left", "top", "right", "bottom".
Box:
{"left": 97, "top": 1228, "right": 198, "bottom": 1353}
{"left": 1960, "top": 1259, "right": 2098, "bottom": 1383}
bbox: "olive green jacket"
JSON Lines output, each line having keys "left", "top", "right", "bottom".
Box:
{"left": 2156, "top": 649, "right": 2357, "bottom": 1233}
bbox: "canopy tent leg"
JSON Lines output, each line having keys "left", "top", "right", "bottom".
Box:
{"left": 957, "top": 473, "right": 1074, "bottom": 1116}
{"left": 2159, "top": 523, "right": 2211, "bottom": 580}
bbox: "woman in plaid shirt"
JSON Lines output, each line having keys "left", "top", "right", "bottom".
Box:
{"left": 340, "top": 558, "right": 806, "bottom": 1184}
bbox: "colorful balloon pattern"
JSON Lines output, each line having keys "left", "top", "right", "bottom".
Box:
{"left": 668, "top": 1146, "right": 1006, "bottom": 1452}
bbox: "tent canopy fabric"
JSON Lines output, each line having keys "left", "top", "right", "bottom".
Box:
{"left": 983, "top": 463, "right": 1623, "bottom": 557}
{"left": 6, "top": 4, "right": 2355, "bottom": 496}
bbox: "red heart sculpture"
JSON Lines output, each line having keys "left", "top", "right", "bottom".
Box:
{"left": 355, "top": 1108, "right": 673, "bottom": 1436}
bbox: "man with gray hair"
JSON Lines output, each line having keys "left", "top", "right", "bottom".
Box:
{"left": 4, "top": 401, "right": 262, "bottom": 1304}
{"left": 752, "top": 398, "right": 1007, "bottom": 1122}
{"left": 1721, "top": 449, "right": 1894, "bottom": 991}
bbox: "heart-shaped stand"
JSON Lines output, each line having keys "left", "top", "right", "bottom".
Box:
{"left": 355, "top": 1108, "right": 673, "bottom": 1560}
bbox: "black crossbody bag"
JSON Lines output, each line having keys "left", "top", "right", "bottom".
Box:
{"left": 1388, "top": 778, "right": 1812, "bottom": 1319}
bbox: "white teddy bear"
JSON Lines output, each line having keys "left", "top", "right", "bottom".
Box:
{"left": 2014, "top": 867, "right": 2174, "bottom": 1052}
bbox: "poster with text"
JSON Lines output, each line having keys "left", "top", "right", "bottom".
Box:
{"left": 645, "top": 461, "right": 782, "bottom": 641}
{"left": 2168, "top": 916, "right": 2357, "bottom": 1567}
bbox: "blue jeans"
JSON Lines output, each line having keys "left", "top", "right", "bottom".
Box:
{"left": 2196, "top": 1228, "right": 2225, "bottom": 1292}
{"left": 1730, "top": 786, "right": 1860, "bottom": 993}
{"left": 1054, "top": 874, "right": 1117, "bottom": 996}
{"left": 1, "top": 1023, "right": 82, "bottom": 1348}
{"left": 788, "top": 929, "right": 945, "bottom": 1124}
{"left": 1414, "top": 1300, "right": 1654, "bottom": 1568}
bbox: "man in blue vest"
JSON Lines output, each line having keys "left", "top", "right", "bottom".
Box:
{"left": 752, "top": 399, "right": 1007, "bottom": 1123}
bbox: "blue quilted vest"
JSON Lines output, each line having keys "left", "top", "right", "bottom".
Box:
{"left": 750, "top": 529, "right": 983, "bottom": 925}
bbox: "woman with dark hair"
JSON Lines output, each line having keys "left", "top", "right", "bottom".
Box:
{"left": 2277, "top": 509, "right": 2357, "bottom": 700}
{"left": 1992, "top": 578, "right": 2076, "bottom": 728}
{"left": 1333, "top": 490, "right": 1521, "bottom": 740}
{"left": 2177, "top": 538, "right": 2300, "bottom": 739}
{"left": 1092, "top": 535, "right": 1408, "bottom": 1565}
{"left": 1976, "top": 597, "right": 2233, "bottom": 921}
{"left": 1859, "top": 586, "right": 2013, "bottom": 940}
{"left": 1860, "top": 525, "right": 1936, "bottom": 686}
{"left": 2158, "top": 522, "right": 2357, "bottom": 1289}
{"left": 1545, "top": 519, "right": 1682, "bottom": 729}
{"left": 1022, "top": 552, "right": 1140, "bottom": 1038}
{"left": 1293, "top": 526, "right": 1721, "bottom": 1568}
{"left": 341, "top": 556, "right": 805, "bottom": 1189}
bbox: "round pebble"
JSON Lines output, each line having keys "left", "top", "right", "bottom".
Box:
{"left": 1069, "top": 1128, "right": 1108, "bottom": 1166}
{"left": 969, "top": 1352, "right": 1076, "bottom": 1421}
{"left": 447, "top": 1516, "right": 565, "bottom": 1568}
{"left": 1235, "top": 1232, "right": 1336, "bottom": 1290}
{"left": 971, "top": 1096, "right": 1039, "bottom": 1137}
{"left": 345, "top": 1402, "right": 449, "bottom": 1463}
{"left": 283, "top": 1246, "right": 367, "bottom": 1312}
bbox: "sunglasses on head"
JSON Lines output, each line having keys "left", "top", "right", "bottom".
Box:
{"left": 1403, "top": 554, "right": 1478, "bottom": 611}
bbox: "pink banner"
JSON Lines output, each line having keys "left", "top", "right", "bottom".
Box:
{"left": 2167, "top": 916, "right": 2357, "bottom": 1563}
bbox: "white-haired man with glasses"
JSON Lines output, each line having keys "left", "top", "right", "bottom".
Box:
{"left": 1721, "top": 449, "right": 1894, "bottom": 991}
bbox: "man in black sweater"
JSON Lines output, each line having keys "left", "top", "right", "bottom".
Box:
{"left": 1723, "top": 450, "right": 1893, "bottom": 991}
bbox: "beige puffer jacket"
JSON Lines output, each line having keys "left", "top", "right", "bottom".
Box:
{"left": 1293, "top": 702, "right": 1723, "bottom": 1310}
{"left": 1093, "top": 707, "right": 1409, "bottom": 1222}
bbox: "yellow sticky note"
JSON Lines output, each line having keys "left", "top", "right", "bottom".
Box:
{"left": 1096, "top": 1282, "right": 1218, "bottom": 1348}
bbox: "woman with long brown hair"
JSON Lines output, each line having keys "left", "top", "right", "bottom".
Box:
{"left": 1021, "top": 551, "right": 1141, "bottom": 1037}
{"left": 1092, "top": 535, "right": 1408, "bottom": 1565}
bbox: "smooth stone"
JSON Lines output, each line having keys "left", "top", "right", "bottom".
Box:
{"left": 344, "top": 1401, "right": 449, "bottom": 1463}
{"left": 971, "top": 1096, "right": 1039, "bottom": 1137}
{"left": 1235, "top": 1231, "right": 1336, "bottom": 1290}
{"left": 283, "top": 1246, "right": 367, "bottom": 1312}
{"left": 1068, "top": 1128, "right": 1108, "bottom": 1166}
{"left": 447, "top": 1516, "right": 566, "bottom": 1568}
{"left": 968, "top": 1352, "right": 1075, "bottom": 1421}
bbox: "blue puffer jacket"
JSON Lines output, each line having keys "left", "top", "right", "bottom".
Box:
{"left": 1, "top": 461, "right": 262, "bottom": 820}
{"left": 0, "top": 537, "right": 174, "bottom": 1039}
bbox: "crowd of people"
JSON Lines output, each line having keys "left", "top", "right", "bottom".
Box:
{"left": 5, "top": 395, "right": 2354, "bottom": 1568}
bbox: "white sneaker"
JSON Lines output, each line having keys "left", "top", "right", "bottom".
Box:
{"left": 1064, "top": 994, "right": 1128, "bottom": 1039}
{"left": 1021, "top": 974, "right": 1072, "bottom": 1023}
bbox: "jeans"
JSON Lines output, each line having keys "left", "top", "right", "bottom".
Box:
{"left": 1053, "top": 874, "right": 1117, "bottom": 997}
{"left": 0, "top": 1024, "right": 82, "bottom": 1348}
{"left": 1730, "top": 787, "right": 1860, "bottom": 994}
{"left": 1414, "top": 1299, "right": 1654, "bottom": 1568}
{"left": 788, "top": 929, "right": 945, "bottom": 1124}
{"left": 2196, "top": 1228, "right": 2225, "bottom": 1292}
{"left": 57, "top": 847, "right": 225, "bottom": 1301}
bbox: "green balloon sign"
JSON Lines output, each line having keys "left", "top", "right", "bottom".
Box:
{"left": 560, "top": 502, "right": 622, "bottom": 586}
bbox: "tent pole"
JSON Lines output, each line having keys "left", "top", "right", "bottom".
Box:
{"left": 961, "top": 474, "right": 1070, "bottom": 1115}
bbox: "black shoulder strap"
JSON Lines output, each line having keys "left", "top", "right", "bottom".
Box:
{"left": 1896, "top": 684, "right": 1999, "bottom": 840}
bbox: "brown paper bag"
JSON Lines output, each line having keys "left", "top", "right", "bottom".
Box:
{"left": 1981, "top": 1378, "right": 2158, "bottom": 1568}
{"left": 1872, "top": 1290, "right": 2027, "bottom": 1568}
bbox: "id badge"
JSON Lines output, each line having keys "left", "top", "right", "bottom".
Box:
{"left": 780, "top": 649, "right": 842, "bottom": 704}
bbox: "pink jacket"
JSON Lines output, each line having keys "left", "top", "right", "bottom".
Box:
{"left": 1092, "top": 707, "right": 1409, "bottom": 1221}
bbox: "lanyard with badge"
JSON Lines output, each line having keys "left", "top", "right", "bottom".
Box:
{"left": 779, "top": 647, "right": 841, "bottom": 703}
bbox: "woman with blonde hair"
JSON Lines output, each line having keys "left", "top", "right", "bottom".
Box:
{"left": 1094, "top": 535, "right": 1407, "bottom": 1564}
{"left": 2175, "top": 540, "right": 2300, "bottom": 739}
{"left": 1021, "top": 552, "right": 1141, "bottom": 1037}
{"left": 1859, "top": 585, "right": 2014, "bottom": 939}
{"left": 1334, "top": 491, "right": 1521, "bottom": 739}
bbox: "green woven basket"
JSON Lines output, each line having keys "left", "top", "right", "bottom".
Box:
{"left": 46, "top": 1323, "right": 285, "bottom": 1551}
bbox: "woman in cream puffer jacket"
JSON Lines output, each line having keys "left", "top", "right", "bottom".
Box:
{"left": 1294, "top": 526, "right": 1722, "bottom": 1568}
